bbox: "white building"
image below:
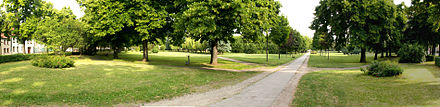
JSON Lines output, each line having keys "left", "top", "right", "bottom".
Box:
{"left": 11, "top": 38, "right": 46, "bottom": 54}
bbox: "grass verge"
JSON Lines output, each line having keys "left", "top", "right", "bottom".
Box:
{"left": 292, "top": 62, "right": 440, "bottom": 106}
{"left": 0, "top": 57, "right": 259, "bottom": 106}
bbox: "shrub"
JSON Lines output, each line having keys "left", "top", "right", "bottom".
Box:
{"left": 72, "top": 52, "right": 81, "bottom": 55}
{"left": 152, "top": 46, "right": 159, "bottom": 53}
{"left": 397, "top": 44, "right": 425, "bottom": 63}
{"left": 31, "top": 55, "right": 75, "bottom": 68}
{"left": 311, "top": 51, "right": 317, "bottom": 54}
{"left": 436, "top": 57, "right": 440, "bottom": 67}
{"left": 244, "top": 43, "right": 258, "bottom": 54}
{"left": 426, "top": 55, "right": 435, "bottom": 61}
{"left": 0, "top": 54, "right": 39, "bottom": 64}
{"left": 361, "top": 61, "right": 403, "bottom": 77}
{"left": 63, "top": 52, "right": 72, "bottom": 56}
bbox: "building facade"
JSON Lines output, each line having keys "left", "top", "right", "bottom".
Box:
{"left": 11, "top": 38, "right": 45, "bottom": 54}
{"left": 0, "top": 34, "right": 12, "bottom": 55}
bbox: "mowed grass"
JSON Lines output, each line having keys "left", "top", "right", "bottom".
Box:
{"left": 220, "top": 53, "right": 304, "bottom": 66}
{"left": 309, "top": 52, "right": 381, "bottom": 68}
{"left": 97, "top": 51, "right": 261, "bottom": 70}
{"left": 0, "top": 57, "right": 259, "bottom": 106}
{"left": 292, "top": 62, "right": 440, "bottom": 106}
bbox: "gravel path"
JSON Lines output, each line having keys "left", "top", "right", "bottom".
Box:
{"left": 210, "top": 53, "right": 310, "bottom": 107}
{"left": 143, "top": 56, "right": 298, "bottom": 106}
{"left": 218, "top": 57, "right": 260, "bottom": 65}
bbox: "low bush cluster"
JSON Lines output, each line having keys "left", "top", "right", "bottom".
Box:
{"left": 32, "top": 55, "right": 75, "bottom": 68}
{"left": 361, "top": 61, "right": 403, "bottom": 77}
{"left": 152, "top": 46, "right": 159, "bottom": 53}
{"left": 398, "top": 44, "right": 425, "bottom": 63}
{"left": 0, "top": 54, "right": 39, "bottom": 64}
{"left": 426, "top": 55, "right": 435, "bottom": 61}
{"left": 436, "top": 57, "right": 440, "bottom": 67}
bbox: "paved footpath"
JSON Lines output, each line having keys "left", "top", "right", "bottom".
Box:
{"left": 210, "top": 53, "right": 310, "bottom": 107}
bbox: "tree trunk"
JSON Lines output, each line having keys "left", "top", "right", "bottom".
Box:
{"left": 278, "top": 49, "right": 280, "bottom": 60}
{"left": 327, "top": 48, "right": 329, "bottom": 60}
{"left": 432, "top": 44, "right": 436, "bottom": 56}
{"left": 360, "top": 48, "right": 367, "bottom": 63}
{"left": 374, "top": 50, "right": 378, "bottom": 60}
{"left": 380, "top": 49, "right": 384, "bottom": 58}
{"left": 23, "top": 40, "right": 26, "bottom": 54}
{"left": 113, "top": 46, "right": 119, "bottom": 59}
{"left": 266, "top": 36, "right": 269, "bottom": 62}
{"left": 142, "top": 40, "right": 149, "bottom": 62}
{"left": 210, "top": 41, "right": 218, "bottom": 65}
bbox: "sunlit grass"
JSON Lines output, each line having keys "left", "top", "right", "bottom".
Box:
{"left": 0, "top": 57, "right": 259, "bottom": 106}
{"left": 94, "top": 51, "right": 261, "bottom": 70}
{"left": 220, "top": 53, "right": 304, "bottom": 66}
{"left": 308, "top": 52, "right": 393, "bottom": 68}
{"left": 292, "top": 63, "right": 440, "bottom": 106}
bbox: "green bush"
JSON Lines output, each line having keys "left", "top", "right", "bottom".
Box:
{"left": 31, "top": 55, "right": 75, "bottom": 68}
{"left": 426, "top": 55, "right": 435, "bottom": 61}
{"left": 244, "top": 43, "right": 258, "bottom": 54}
{"left": 436, "top": 57, "right": 440, "bottom": 67}
{"left": 63, "top": 52, "right": 72, "bottom": 56}
{"left": 361, "top": 61, "right": 403, "bottom": 77}
{"left": 152, "top": 46, "right": 159, "bottom": 53}
{"left": 0, "top": 54, "right": 39, "bottom": 64}
{"left": 311, "top": 51, "right": 317, "bottom": 54}
{"left": 397, "top": 44, "right": 425, "bottom": 63}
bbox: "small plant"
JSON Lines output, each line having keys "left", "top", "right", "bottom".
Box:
{"left": 361, "top": 61, "right": 403, "bottom": 77}
{"left": 397, "top": 44, "right": 425, "bottom": 63}
{"left": 32, "top": 55, "right": 75, "bottom": 68}
{"left": 152, "top": 46, "right": 159, "bottom": 53}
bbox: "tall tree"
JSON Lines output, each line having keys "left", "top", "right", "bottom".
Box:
{"left": 79, "top": 0, "right": 167, "bottom": 59}
{"left": 270, "top": 15, "right": 290, "bottom": 59}
{"left": 175, "top": 0, "right": 240, "bottom": 65}
{"left": 311, "top": 0, "right": 400, "bottom": 62}
{"left": 239, "top": 0, "right": 281, "bottom": 63}
{"left": 2, "top": 0, "right": 44, "bottom": 54}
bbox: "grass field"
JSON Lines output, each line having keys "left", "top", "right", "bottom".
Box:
{"left": 0, "top": 56, "right": 259, "bottom": 106}
{"left": 95, "top": 51, "right": 261, "bottom": 70}
{"left": 308, "top": 52, "right": 393, "bottom": 68}
{"left": 220, "top": 53, "right": 304, "bottom": 66}
{"left": 292, "top": 62, "right": 440, "bottom": 106}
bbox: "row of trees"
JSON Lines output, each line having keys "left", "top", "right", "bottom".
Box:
{"left": 0, "top": 0, "right": 309, "bottom": 65}
{"left": 0, "top": 0, "right": 85, "bottom": 54}
{"left": 311, "top": 0, "right": 440, "bottom": 63}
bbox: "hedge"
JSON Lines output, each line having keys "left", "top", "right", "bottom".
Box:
{"left": 32, "top": 55, "right": 75, "bottom": 68}
{"left": 436, "top": 57, "right": 440, "bottom": 67}
{"left": 0, "top": 54, "right": 40, "bottom": 64}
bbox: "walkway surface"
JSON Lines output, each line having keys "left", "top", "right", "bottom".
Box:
{"left": 210, "top": 53, "right": 310, "bottom": 107}
{"left": 143, "top": 53, "right": 310, "bottom": 107}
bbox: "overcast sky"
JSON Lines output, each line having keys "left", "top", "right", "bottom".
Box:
{"left": 277, "top": 0, "right": 412, "bottom": 37}
{"left": 3, "top": 0, "right": 412, "bottom": 38}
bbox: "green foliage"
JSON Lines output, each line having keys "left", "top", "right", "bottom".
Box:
{"left": 152, "top": 46, "right": 159, "bottom": 53}
{"left": 31, "top": 55, "right": 74, "bottom": 68}
{"left": 270, "top": 15, "right": 290, "bottom": 50}
{"left": 426, "top": 55, "right": 435, "bottom": 61}
{"left": 361, "top": 61, "right": 403, "bottom": 77}
{"left": 33, "top": 7, "right": 85, "bottom": 52}
{"left": 436, "top": 57, "right": 440, "bottom": 67}
{"left": 0, "top": 54, "right": 38, "bottom": 63}
{"left": 244, "top": 43, "right": 258, "bottom": 54}
{"left": 398, "top": 44, "right": 426, "bottom": 63}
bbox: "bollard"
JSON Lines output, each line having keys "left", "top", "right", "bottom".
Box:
{"left": 186, "top": 55, "right": 190, "bottom": 65}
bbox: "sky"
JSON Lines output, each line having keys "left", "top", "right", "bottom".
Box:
{"left": 277, "top": 0, "right": 412, "bottom": 37}
{"left": 2, "top": 0, "right": 412, "bottom": 38}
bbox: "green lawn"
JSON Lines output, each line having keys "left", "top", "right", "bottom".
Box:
{"left": 308, "top": 52, "right": 391, "bottom": 68}
{"left": 97, "top": 51, "right": 261, "bottom": 70}
{"left": 220, "top": 53, "right": 304, "bottom": 66}
{"left": 0, "top": 57, "right": 259, "bottom": 106}
{"left": 292, "top": 62, "right": 440, "bottom": 106}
